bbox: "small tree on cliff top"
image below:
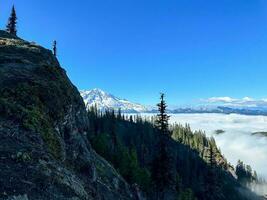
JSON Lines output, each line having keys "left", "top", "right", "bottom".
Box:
{"left": 6, "top": 6, "right": 17, "bottom": 36}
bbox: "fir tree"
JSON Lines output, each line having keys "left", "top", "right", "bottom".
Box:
{"left": 152, "top": 137, "right": 176, "bottom": 199}
{"left": 204, "top": 143, "right": 224, "bottom": 200}
{"left": 6, "top": 6, "right": 17, "bottom": 36}
{"left": 204, "top": 141, "right": 217, "bottom": 167}
{"left": 110, "top": 110, "right": 118, "bottom": 152}
{"left": 152, "top": 93, "right": 176, "bottom": 199}
{"left": 236, "top": 160, "right": 258, "bottom": 187}
{"left": 53, "top": 40, "right": 57, "bottom": 57}
{"left": 129, "top": 115, "right": 133, "bottom": 123}
{"left": 155, "top": 93, "right": 170, "bottom": 135}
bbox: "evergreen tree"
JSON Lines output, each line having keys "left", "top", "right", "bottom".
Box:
{"left": 6, "top": 6, "right": 17, "bottom": 36}
{"left": 204, "top": 142, "right": 216, "bottom": 167}
{"left": 53, "top": 40, "right": 57, "bottom": 57}
{"left": 152, "top": 93, "right": 176, "bottom": 199}
{"left": 86, "top": 106, "right": 258, "bottom": 200}
{"left": 154, "top": 140, "right": 177, "bottom": 199}
{"left": 204, "top": 143, "right": 224, "bottom": 200}
{"left": 155, "top": 93, "right": 170, "bottom": 135}
{"left": 236, "top": 160, "right": 259, "bottom": 187}
{"left": 110, "top": 110, "right": 118, "bottom": 154}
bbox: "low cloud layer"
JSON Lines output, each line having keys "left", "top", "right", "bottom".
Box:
{"left": 141, "top": 113, "right": 267, "bottom": 179}
{"left": 170, "top": 113, "right": 267, "bottom": 178}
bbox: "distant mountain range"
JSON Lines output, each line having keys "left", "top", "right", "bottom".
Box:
{"left": 171, "top": 106, "right": 267, "bottom": 115}
{"left": 80, "top": 89, "right": 267, "bottom": 116}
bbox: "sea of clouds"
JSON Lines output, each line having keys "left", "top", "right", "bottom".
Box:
{"left": 141, "top": 113, "right": 267, "bottom": 179}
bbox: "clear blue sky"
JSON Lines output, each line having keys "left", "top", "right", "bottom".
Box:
{"left": 1, "top": 0, "right": 267, "bottom": 105}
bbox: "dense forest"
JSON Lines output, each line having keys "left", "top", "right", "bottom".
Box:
{"left": 86, "top": 95, "right": 262, "bottom": 200}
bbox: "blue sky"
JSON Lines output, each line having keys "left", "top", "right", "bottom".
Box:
{"left": 2, "top": 0, "right": 267, "bottom": 105}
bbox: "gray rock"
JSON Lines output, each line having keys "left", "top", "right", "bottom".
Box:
{"left": 0, "top": 30, "right": 137, "bottom": 200}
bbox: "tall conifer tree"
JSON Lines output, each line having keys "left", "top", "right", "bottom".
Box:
{"left": 6, "top": 6, "right": 17, "bottom": 36}
{"left": 155, "top": 93, "right": 170, "bottom": 135}
{"left": 152, "top": 93, "right": 176, "bottom": 199}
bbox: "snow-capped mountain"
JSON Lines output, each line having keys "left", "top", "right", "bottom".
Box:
{"left": 80, "top": 88, "right": 148, "bottom": 113}
{"left": 80, "top": 89, "right": 267, "bottom": 116}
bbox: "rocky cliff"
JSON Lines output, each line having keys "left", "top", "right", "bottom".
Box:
{"left": 0, "top": 30, "right": 141, "bottom": 200}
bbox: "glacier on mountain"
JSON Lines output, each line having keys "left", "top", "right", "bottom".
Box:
{"left": 80, "top": 88, "right": 148, "bottom": 113}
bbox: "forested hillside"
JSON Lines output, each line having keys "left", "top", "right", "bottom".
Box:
{"left": 87, "top": 103, "right": 261, "bottom": 200}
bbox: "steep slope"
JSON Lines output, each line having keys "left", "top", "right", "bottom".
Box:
{"left": 80, "top": 89, "right": 147, "bottom": 113}
{"left": 0, "top": 31, "right": 140, "bottom": 200}
{"left": 87, "top": 110, "right": 262, "bottom": 200}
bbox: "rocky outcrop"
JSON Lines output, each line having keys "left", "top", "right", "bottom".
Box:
{"left": 0, "top": 30, "right": 139, "bottom": 200}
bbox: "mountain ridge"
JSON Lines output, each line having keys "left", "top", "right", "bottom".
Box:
{"left": 80, "top": 89, "right": 267, "bottom": 116}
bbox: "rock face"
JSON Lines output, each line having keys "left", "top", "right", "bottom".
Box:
{"left": 0, "top": 31, "right": 138, "bottom": 200}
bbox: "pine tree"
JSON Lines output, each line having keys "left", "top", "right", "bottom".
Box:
{"left": 152, "top": 138, "right": 176, "bottom": 199}
{"left": 110, "top": 110, "right": 118, "bottom": 152}
{"left": 204, "top": 143, "right": 216, "bottom": 167}
{"left": 236, "top": 160, "right": 258, "bottom": 187}
{"left": 152, "top": 93, "right": 176, "bottom": 199}
{"left": 129, "top": 115, "right": 133, "bottom": 123}
{"left": 155, "top": 93, "right": 170, "bottom": 135}
{"left": 117, "top": 108, "right": 122, "bottom": 120}
{"left": 204, "top": 144, "right": 224, "bottom": 200}
{"left": 6, "top": 6, "right": 17, "bottom": 36}
{"left": 53, "top": 40, "right": 57, "bottom": 57}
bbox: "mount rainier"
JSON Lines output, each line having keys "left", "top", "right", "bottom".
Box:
{"left": 80, "top": 88, "right": 148, "bottom": 113}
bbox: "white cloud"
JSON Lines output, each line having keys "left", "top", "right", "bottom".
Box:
{"left": 242, "top": 97, "right": 254, "bottom": 102}
{"left": 206, "top": 97, "right": 237, "bottom": 103}
{"left": 174, "top": 113, "right": 267, "bottom": 196}
{"left": 140, "top": 113, "right": 267, "bottom": 179}
{"left": 169, "top": 113, "right": 267, "bottom": 179}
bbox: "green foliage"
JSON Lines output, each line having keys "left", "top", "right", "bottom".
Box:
{"left": 87, "top": 109, "right": 210, "bottom": 199}
{"left": 137, "top": 168, "right": 151, "bottom": 192}
{"left": 155, "top": 93, "right": 170, "bottom": 135}
{"left": 91, "top": 133, "right": 110, "bottom": 158}
{"left": 22, "top": 107, "right": 47, "bottom": 131}
{"left": 236, "top": 160, "right": 259, "bottom": 187}
{"left": 151, "top": 93, "right": 177, "bottom": 199}
{"left": 151, "top": 136, "right": 176, "bottom": 197}
{"left": 42, "top": 130, "right": 62, "bottom": 160}
{"left": 171, "top": 124, "right": 228, "bottom": 170}
{"left": 0, "top": 68, "right": 72, "bottom": 160}
{"left": 87, "top": 107, "right": 259, "bottom": 200}
{"left": 91, "top": 132, "right": 151, "bottom": 191}
{"left": 22, "top": 106, "right": 62, "bottom": 159}
{"left": 123, "top": 148, "right": 151, "bottom": 190}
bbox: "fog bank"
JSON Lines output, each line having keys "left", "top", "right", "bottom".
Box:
{"left": 141, "top": 113, "right": 267, "bottom": 178}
